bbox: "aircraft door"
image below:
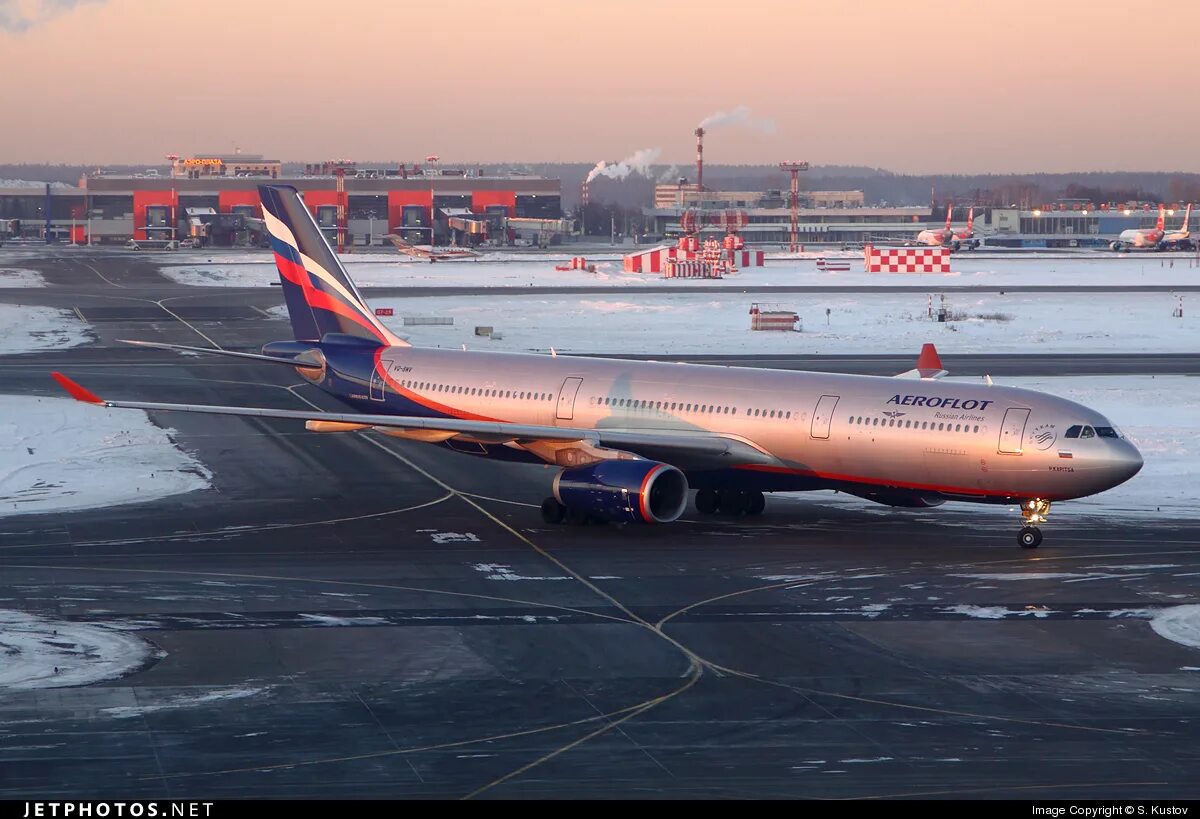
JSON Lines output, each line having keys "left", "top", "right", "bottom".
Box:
{"left": 556, "top": 377, "right": 584, "bottom": 421}
{"left": 369, "top": 362, "right": 387, "bottom": 401}
{"left": 998, "top": 407, "right": 1030, "bottom": 454}
{"left": 810, "top": 394, "right": 840, "bottom": 439}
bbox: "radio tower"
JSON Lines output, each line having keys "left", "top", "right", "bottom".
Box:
{"left": 778, "top": 161, "right": 809, "bottom": 253}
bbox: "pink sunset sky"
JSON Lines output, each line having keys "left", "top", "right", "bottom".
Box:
{"left": 1, "top": 0, "right": 1196, "bottom": 172}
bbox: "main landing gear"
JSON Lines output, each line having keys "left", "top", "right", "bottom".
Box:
{"left": 1017, "top": 498, "right": 1051, "bottom": 548}
{"left": 695, "top": 489, "right": 766, "bottom": 517}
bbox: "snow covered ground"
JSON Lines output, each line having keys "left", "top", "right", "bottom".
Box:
{"left": 0, "top": 395, "right": 211, "bottom": 517}
{"left": 161, "top": 253, "right": 1200, "bottom": 290}
{"left": 0, "top": 303, "right": 91, "bottom": 353}
{"left": 350, "top": 290, "right": 1196, "bottom": 355}
{"left": 0, "top": 267, "right": 44, "bottom": 287}
{"left": 0, "top": 609, "right": 161, "bottom": 689}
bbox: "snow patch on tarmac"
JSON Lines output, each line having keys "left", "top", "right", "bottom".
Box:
{"left": 0, "top": 610, "right": 162, "bottom": 689}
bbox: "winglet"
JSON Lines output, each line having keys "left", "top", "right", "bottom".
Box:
{"left": 51, "top": 372, "right": 105, "bottom": 405}
{"left": 916, "top": 342, "right": 943, "bottom": 373}
{"left": 895, "top": 343, "right": 949, "bottom": 379}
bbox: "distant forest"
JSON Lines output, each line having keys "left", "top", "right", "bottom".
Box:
{"left": 4, "top": 162, "right": 1200, "bottom": 210}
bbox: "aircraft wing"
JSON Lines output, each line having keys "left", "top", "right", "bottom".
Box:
{"left": 50, "top": 372, "right": 778, "bottom": 471}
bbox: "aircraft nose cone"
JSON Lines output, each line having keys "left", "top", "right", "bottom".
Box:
{"left": 1108, "top": 440, "right": 1144, "bottom": 487}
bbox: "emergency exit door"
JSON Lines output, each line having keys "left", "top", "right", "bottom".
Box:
{"left": 998, "top": 407, "right": 1030, "bottom": 454}
{"left": 810, "top": 394, "right": 840, "bottom": 439}
{"left": 556, "top": 377, "right": 583, "bottom": 421}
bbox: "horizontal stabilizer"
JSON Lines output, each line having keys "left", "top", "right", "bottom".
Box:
{"left": 118, "top": 339, "right": 323, "bottom": 369}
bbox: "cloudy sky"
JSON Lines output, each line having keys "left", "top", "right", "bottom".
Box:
{"left": 0, "top": 0, "right": 1195, "bottom": 172}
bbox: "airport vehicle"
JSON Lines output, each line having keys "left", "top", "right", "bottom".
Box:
{"left": 1110, "top": 206, "right": 1166, "bottom": 251}
{"left": 51, "top": 185, "right": 1143, "bottom": 548}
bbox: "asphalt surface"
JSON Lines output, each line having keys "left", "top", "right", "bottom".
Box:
{"left": 1, "top": 250, "right": 1199, "bottom": 800}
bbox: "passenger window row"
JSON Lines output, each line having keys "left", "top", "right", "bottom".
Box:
{"left": 401, "top": 380, "right": 552, "bottom": 402}
{"left": 850, "top": 415, "right": 980, "bottom": 434}
{"left": 592, "top": 396, "right": 734, "bottom": 414}
{"left": 589, "top": 396, "right": 793, "bottom": 419}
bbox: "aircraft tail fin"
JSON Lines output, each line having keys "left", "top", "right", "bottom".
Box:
{"left": 966, "top": 206, "right": 974, "bottom": 234}
{"left": 1156, "top": 205, "right": 1166, "bottom": 232}
{"left": 258, "top": 185, "right": 406, "bottom": 346}
{"left": 945, "top": 203, "right": 953, "bottom": 231}
{"left": 1182, "top": 203, "right": 1191, "bottom": 233}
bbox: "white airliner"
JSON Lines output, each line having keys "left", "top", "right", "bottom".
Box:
{"left": 1162, "top": 204, "right": 1193, "bottom": 250}
{"left": 1111, "top": 205, "right": 1167, "bottom": 251}
{"left": 52, "top": 185, "right": 1143, "bottom": 548}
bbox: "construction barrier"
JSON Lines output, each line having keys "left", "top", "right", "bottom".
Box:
{"left": 555, "top": 256, "right": 594, "bottom": 272}
{"left": 665, "top": 259, "right": 722, "bottom": 279}
{"left": 749, "top": 302, "right": 799, "bottom": 331}
{"left": 625, "top": 245, "right": 763, "bottom": 273}
{"left": 816, "top": 257, "right": 852, "bottom": 272}
{"left": 864, "top": 244, "right": 951, "bottom": 273}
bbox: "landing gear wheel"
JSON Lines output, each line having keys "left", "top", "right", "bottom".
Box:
{"left": 744, "top": 490, "right": 766, "bottom": 516}
{"left": 695, "top": 489, "right": 719, "bottom": 515}
{"left": 540, "top": 497, "right": 566, "bottom": 524}
{"left": 717, "top": 489, "right": 743, "bottom": 515}
{"left": 565, "top": 506, "right": 590, "bottom": 526}
{"left": 1018, "top": 527, "right": 1043, "bottom": 548}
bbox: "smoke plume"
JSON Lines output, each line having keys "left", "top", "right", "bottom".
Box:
{"left": 585, "top": 148, "right": 661, "bottom": 185}
{"left": 0, "top": 0, "right": 103, "bottom": 33}
{"left": 698, "top": 105, "right": 776, "bottom": 134}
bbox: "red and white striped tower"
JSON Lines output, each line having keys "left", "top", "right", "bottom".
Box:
{"left": 779, "top": 161, "right": 810, "bottom": 253}
{"left": 694, "top": 127, "right": 705, "bottom": 191}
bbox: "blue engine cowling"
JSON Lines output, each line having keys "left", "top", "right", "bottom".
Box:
{"left": 553, "top": 460, "right": 689, "bottom": 524}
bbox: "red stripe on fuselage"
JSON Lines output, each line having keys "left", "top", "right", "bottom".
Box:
{"left": 372, "top": 347, "right": 507, "bottom": 422}
{"left": 733, "top": 463, "right": 1058, "bottom": 500}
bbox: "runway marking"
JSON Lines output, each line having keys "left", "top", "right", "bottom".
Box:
{"left": 0, "top": 494, "right": 456, "bottom": 551}
{"left": 155, "top": 298, "right": 224, "bottom": 349}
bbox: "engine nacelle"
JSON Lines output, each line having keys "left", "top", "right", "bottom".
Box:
{"left": 553, "top": 460, "right": 688, "bottom": 524}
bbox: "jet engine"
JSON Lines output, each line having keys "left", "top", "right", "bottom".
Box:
{"left": 553, "top": 460, "right": 688, "bottom": 524}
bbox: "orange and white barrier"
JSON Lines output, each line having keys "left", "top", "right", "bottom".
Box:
{"left": 555, "top": 256, "right": 595, "bottom": 272}
{"left": 864, "top": 244, "right": 950, "bottom": 273}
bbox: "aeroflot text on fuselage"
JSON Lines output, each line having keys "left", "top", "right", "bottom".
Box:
{"left": 886, "top": 394, "right": 995, "bottom": 410}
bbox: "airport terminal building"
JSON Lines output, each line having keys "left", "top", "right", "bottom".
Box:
{"left": 0, "top": 154, "right": 563, "bottom": 247}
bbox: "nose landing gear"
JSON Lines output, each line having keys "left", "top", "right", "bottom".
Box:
{"left": 1017, "top": 498, "right": 1051, "bottom": 548}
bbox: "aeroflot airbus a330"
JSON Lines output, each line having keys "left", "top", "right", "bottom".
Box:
{"left": 52, "top": 186, "right": 1143, "bottom": 548}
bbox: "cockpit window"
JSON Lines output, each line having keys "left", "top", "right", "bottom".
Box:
{"left": 1079, "top": 426, "right": 1095, "bottom": 439}
{"left": 1065, "top": 425, "right": 1082, "bottom": 439}
{"left": 1095, "top": 426, "right": 1119, "bottom": 438}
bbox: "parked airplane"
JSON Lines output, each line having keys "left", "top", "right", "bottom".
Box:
{"left": 878, "top": 205, "right": 980, "bottom": 251}
{"left": 51, "top": 185, "right": 1143, "bottom": 548}
{"left": 1111, "top": 205, "right": 1167, "bottom": 251}
{"left": 1162, "top": 204, "right": 1193, "bottom": 251}
{"left": 383, "top": 232, "right": 479, "bottom": 261}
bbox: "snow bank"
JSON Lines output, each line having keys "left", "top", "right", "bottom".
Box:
{"left": 0, "top": 610, "right": 161, "bottom": 689}
{"left": 0, "top": 395, "right": 211, "bottom": 517}
{"left": 0, "top": 268, "right": 45, "bottom": 288}
{"left": 0, "top": 303, "right": 91, "bottom": 353}
{"left": 101, "top": 687, "right": 266, "bottom": 719}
